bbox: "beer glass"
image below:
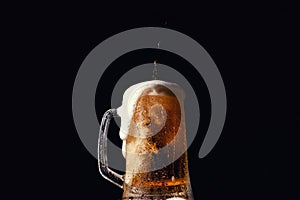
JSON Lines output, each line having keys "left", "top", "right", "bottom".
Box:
{"left": 98, "top": 81, "right": 194, "bottom": 199}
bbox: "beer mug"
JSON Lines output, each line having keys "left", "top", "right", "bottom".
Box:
{"left": 98, "top": 80, "right": 194, "bottom": 200}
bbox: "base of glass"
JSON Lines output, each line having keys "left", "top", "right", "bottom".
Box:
{"left": 122, "top": 184, "right": 193, "bottom": 200}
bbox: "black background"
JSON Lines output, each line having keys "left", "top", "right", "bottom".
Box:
{"left": 5, "top": 2, "right": 299, "bottom": 199}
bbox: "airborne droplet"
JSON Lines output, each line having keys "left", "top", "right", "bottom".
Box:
{"left": 152, "top": 60, "right": 158, "bottom": 80}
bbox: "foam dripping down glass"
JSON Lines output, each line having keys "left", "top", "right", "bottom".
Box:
{"left": 98, "top": 80, "right": 194, "bottom": 200}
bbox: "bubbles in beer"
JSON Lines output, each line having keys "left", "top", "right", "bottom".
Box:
{"left": 149, "top": 104, "right": 167, "bottom": 133}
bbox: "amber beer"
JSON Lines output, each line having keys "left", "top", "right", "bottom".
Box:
{"left": 123, "top": 85, "right": 193, "bottom": 199}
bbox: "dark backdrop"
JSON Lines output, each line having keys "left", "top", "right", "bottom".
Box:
{"left": 7, "top": 2, "right": 299, "bottom": 200}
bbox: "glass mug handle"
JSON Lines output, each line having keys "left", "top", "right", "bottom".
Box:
{"left": 98, "top": 108, "right": 124, "bottom": 188}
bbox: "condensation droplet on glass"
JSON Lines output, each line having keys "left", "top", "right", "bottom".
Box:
{"left": 171, "top": 176, "right": 175, "bottom": 182}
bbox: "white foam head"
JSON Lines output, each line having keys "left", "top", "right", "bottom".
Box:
{"left": 116, "top": 80, "right": 185, "bottom": 157}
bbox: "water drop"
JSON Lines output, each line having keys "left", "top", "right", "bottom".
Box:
{"left": 152, "top": 60, "right": 158, "bottom": 80}
{"left": 171, "top": 176, "right": 175, "bottom": 182}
